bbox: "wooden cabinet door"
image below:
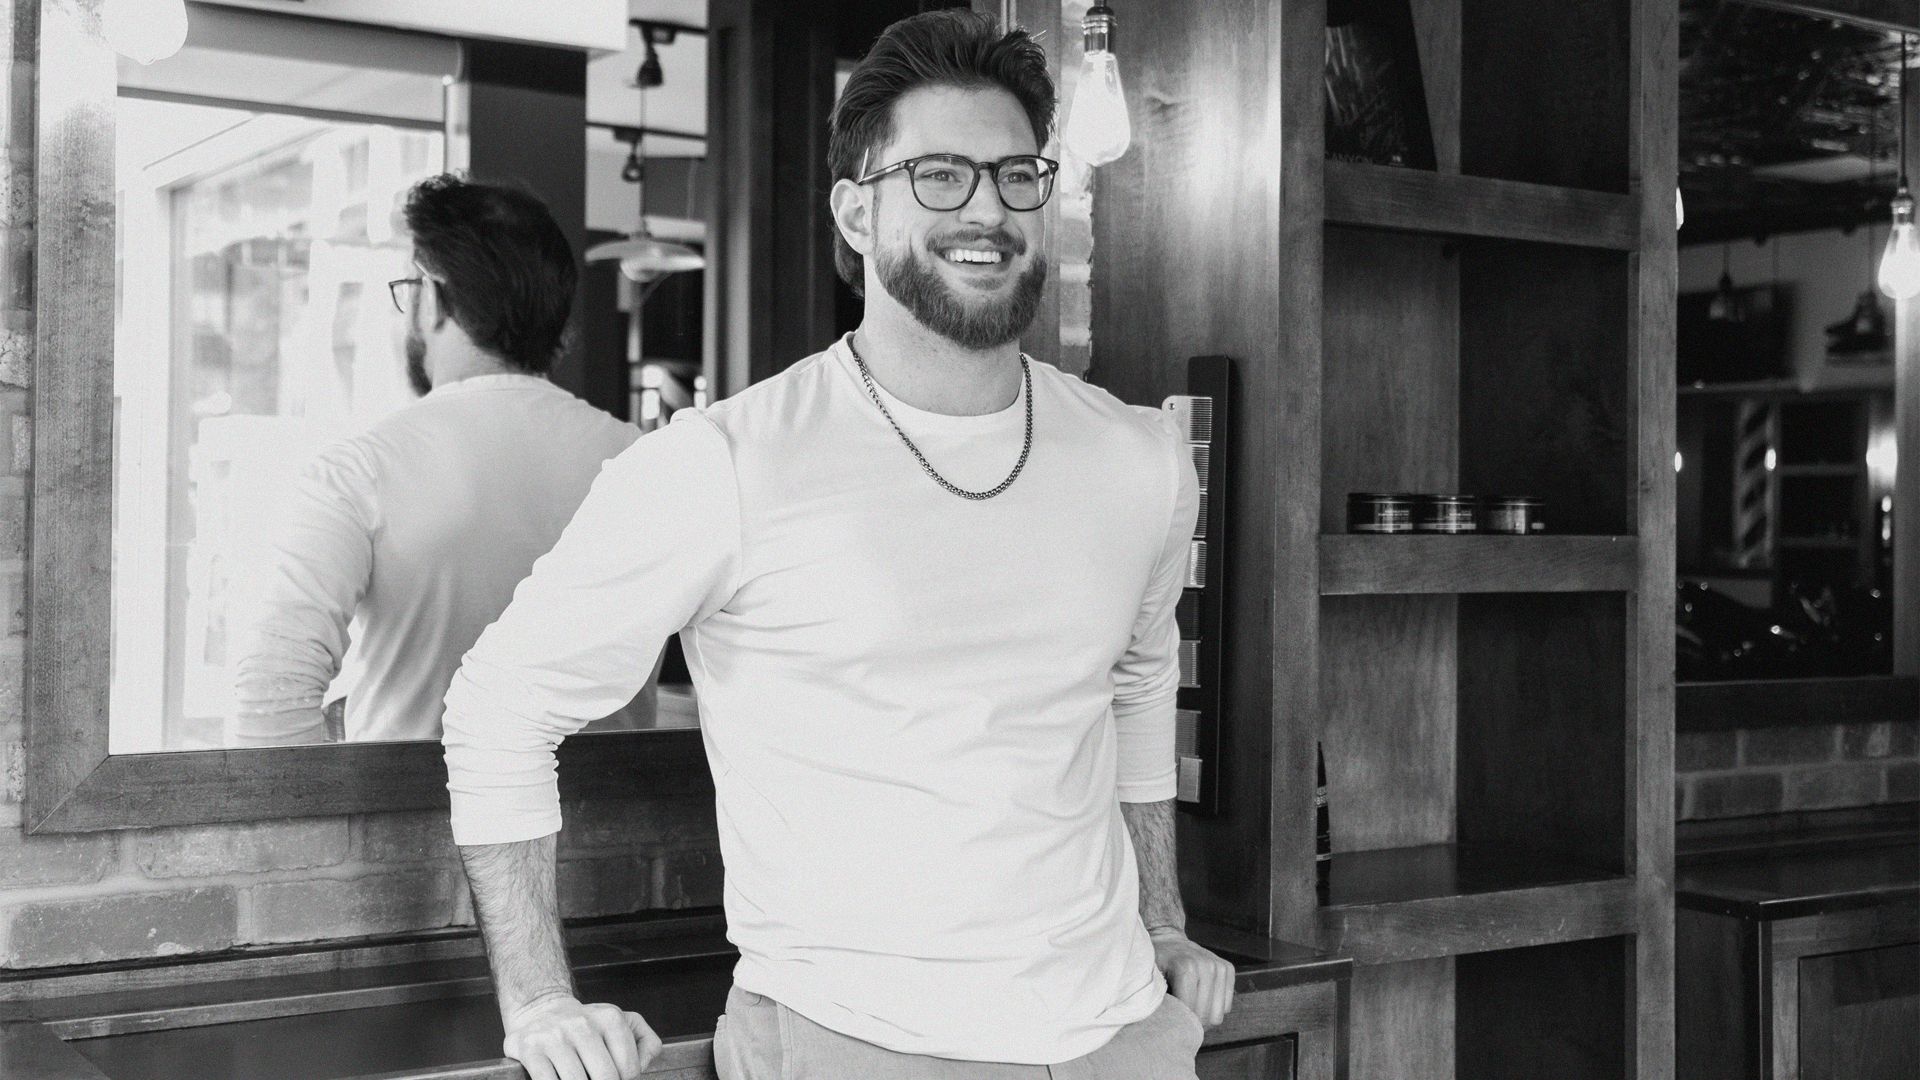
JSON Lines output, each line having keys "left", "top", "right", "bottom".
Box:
{"left": 1797, "top": 943, "right": 1920, "bottom": 1080}
{"left": 1196, "top": 1035, "right": 1295, "bottom": 1080}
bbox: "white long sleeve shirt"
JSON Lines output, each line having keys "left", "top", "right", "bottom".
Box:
{"left": 443, "top": 338, "right": 1200, "bottom": 1064}
{"left": 231, "top": 373, "right": 639, "bottom": 744}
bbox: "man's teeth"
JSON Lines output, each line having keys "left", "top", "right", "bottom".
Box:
{"left": 943, "top": 249, "right": 1004, "bottom": 264}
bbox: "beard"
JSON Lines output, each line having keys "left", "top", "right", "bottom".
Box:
{"left": 404, "top": 326, "right": 432, "bottom": 397}
{"left": 874, "top": 231, "right": 1047, "bottom": 351}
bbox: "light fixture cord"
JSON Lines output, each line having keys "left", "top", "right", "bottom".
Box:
{"left": 1902, "top": 33, "right": 1910, "bottom": 188}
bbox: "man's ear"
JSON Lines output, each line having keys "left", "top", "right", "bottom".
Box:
{"left": 828, "top": 178, "right": 875, "bottom": 258}
{"left": 424, "top": 279, "right": 453, "bottom": 332}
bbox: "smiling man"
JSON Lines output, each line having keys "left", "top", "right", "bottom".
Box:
{"left": 441, "top": 11, "right": 1227, "bottom": 1080}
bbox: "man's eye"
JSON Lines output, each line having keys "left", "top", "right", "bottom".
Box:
{"left": 921, "top": 169, "right": 962, "bottom": 183}
{"left": 1002, "top": 169, "right": 1036, "bottom": 185}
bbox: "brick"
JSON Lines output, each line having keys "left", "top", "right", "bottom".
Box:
{"left": 2, "top": 887, "right": 236, "bottom": 967}
{"left": 9, "top": 412, "right": 25, "bottom": 476}
{"left": 0, "top": 325, "right": 30, "bottom": 388}
{"left": 247, "top": 869, "right": 456, "bottom": 945}
{"left": 1889, "top": 721, "right": 1919, "bottom": 759}
{"left": 1888, "top": 762, "right": 1919, "bottom": 802}
{"left": 0, "top": 160, "right": 26, "bottom": 227}
{"left": 0, "top": 646, "right": 19, "bottom": 725}
{"left": 3, "top": 562, "right": 19, "bottom": 635}
{"left": 0, "top": 732, "right": 20, "bottom": 805}
{"left": 652, "top": 848, "right": 724, "bottom": 910}
{"left": 1689, "top": 772, "right": 1784, "bottom": 819}
{"left": 1782, "top": 763, "right": 1884, "bottom": 812}
{"left": 1057, "top": 210, "right": 1095, "bottom": 264}
{"left": 133, "top": 818, "right": 348, "bottom": 878}
{"left": 557, "top": 796, "right": 717, "bottom": 855}
{"left": 558, "top": 854, "right": 652, "bottom": 919}
{"left": 1740, "top": 725, "right": 1837, "bottom": 767}
{"left": 1676, "top": 731, "right": 1737, "bottom": 773}
{"left": 360, "top": 810, "right": 456, "bottom": 864}
{"left": 1840, "top": 722, "right": 1898, "bottom": 760}
{"left": 0, "top": 827, "right": 116, "bottom": 887}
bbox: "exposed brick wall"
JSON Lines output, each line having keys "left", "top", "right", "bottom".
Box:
{"left": 0, "top": 1, "right": 723, "bottom": 971}
{"left": 1676, "top": 719, "right": 1920, "bottom": 821}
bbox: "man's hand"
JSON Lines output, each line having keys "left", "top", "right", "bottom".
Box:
{"left": 502, "top": 992, "right": 662, "bottom": 1080}
{"left": 1150, "top": 926, "right": 1236, "bottom": 1028}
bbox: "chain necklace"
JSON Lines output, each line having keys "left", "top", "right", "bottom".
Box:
{"left": 846, "top": 337, "right": 1033, "bottom": 501}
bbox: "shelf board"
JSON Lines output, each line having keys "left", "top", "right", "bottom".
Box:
{"left": 1319, "top": 534, "right": 1637, "bottom": 595}
{"left": 1677, "top": 675, "right": 1918, "bottom": 731}
{"left": 1678, "top": 376, "right": 1895, "bottom": 399}
{"left": 1775, "top": 536, "right": 1860, "bottom": 550}
{"left": 1316, "top": 844, "right": 1636, "bottom": 965}
{"left": 1323, "top": 160, "right": 1638, "bottom": 250}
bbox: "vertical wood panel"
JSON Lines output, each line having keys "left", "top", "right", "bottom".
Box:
{"left": 1348, "top": 958, "right": 1454, "bottom": 1080}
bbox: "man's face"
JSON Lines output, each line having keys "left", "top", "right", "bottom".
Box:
{"left": 865, "top": 85, "right": 1048, "bottom": 350}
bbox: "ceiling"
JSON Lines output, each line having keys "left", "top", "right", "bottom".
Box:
{"left": 1681, "top": 0, "right": 1912, "bottom": 244}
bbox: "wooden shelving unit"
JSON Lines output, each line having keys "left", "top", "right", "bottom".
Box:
{"left": 1324, "top": 160, "right": 1638, "bottom": 250}
{"left": 1094, "top": 2, "right": 1674, "bottom": 1078}
{"left": 1319, "top": 535, "right": 1638, "bottom": 595}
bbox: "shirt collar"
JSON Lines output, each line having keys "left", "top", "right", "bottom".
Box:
{"left": 423, "top": 372, "right": 561, "bottom": 400}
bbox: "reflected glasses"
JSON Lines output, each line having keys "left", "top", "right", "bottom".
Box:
{"left": 854, "top": 152, "right": 1060, "bottom": 212}
{"left": 387, "top": 276, "right": 424, "bottom": 314}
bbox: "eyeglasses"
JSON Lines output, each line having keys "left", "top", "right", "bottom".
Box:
{"left": 387, "top": 276, "right": 424, "bottom": 314}
{"left": 854, "top": 151, "right": 1060, "bottom": 212}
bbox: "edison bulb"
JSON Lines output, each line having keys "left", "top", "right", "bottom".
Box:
{"left": 1878, "top": 188, "right": 1920, "bottom": 300}
{"left": 1064, "top": 49, "right": 1131, "bottom": 166}
{"left": 103, "top": 0, "right": 189, "bottom": 65}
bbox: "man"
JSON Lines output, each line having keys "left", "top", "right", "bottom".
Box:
{"left": 442, "top": 11, "right": 1232, "bottom": 1080}
{"left": 229, "top": 175, "right": 641, "bottom": 746}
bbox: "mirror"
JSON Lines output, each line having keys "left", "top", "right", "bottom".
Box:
{"left": 103, "top": 8, "right": 704, "bottom": 751}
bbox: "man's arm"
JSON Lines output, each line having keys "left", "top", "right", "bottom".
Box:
{"left": 1112, "top": 412, "right": 1233, "bottom": 1026}
{"left": 229, "top": 444, "right": 375, "bottom": 746}
{"left": 444, "top": 415, "right": 741, "bottom": 1080}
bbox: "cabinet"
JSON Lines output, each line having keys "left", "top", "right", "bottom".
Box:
{"left": 1091, "top": 1, "right": 1675, "bottom": 1077}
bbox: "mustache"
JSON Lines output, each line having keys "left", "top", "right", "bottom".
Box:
{"left": 925, "top": 230, "right": 1025, "bottom": 256}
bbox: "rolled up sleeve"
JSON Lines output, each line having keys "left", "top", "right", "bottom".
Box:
{"left": 443, "top": 412, "right": 742, "bottom": 845}
{"left": 1110, "top": 412, "right": 1202, "bottom": 803}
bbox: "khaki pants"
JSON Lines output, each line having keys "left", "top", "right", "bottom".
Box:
{"left": 712, "top": 984, "right": 1205, "bottom": 1080}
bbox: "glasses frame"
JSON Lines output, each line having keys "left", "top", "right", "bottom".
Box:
{"left": 387, "top": 276, "right": 424, "bottom": 314}
{"left": 854, "top": 150, "right": 1061, "bottom": 212}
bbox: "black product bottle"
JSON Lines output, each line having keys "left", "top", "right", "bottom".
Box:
{"left": 1315, "top": 742, "right": 1331, "bottom": 903}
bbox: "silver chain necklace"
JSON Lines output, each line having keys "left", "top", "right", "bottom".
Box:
{"left": 846, "top": 338, "right": 1033, "bottom": 501}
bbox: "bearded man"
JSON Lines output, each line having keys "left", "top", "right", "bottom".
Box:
{"left": 442, "top": 11, "right": 1232, "bottom": 1080}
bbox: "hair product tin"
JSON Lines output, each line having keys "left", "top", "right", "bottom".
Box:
{"left": 1485, "top": 496, "right": 1545, "bottom": 535}
{"left": 1416, "top": 494, "right": 1479, "bottom": 534}
{"left": 1347, "top": 493, "right": 1418, "bottom": 534}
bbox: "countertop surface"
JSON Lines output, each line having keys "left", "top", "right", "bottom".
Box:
{"left": 3, "top": 918, "right": 1349, "bottom": 1080}
{"left": 1675, "top": 841, "right": 1919, "bottom": 920}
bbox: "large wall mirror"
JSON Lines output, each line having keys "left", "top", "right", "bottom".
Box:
{"left": 29, "top": 0, "right": 710, "bottom": 832}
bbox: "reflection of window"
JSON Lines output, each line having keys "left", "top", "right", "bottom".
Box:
{"left": 111, "top": 97, "right": 443, "bottom": 751}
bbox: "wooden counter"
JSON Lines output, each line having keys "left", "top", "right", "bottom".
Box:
{"left": 0, "top": 915, "right": 1349, "bottom": 1080}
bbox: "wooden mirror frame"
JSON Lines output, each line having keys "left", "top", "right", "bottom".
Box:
{"left": 25, "top": 0, "right": 708, "bottom": 834}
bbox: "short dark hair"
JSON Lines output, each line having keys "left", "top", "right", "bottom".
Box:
{"left": 827, "top": 10, "right": 1054, "bottom": 295}
{"left": 402, "top": 174, "right": 577, "bottom": 373}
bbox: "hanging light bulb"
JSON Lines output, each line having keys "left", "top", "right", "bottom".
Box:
{"left": 1708, "top": 243, "right": 1743, "bottom": 322}
{"left": 103, "top": 0, "right": 189, "bottom": 65}
{"left": 1063, "top": 4, "right": 1131, "bottom": 166}
{"left": 1880, "top": 34, "right": 1920, "bottom": 298}
{"left": 1675, "top": 187, "right": 1685, "bottom": 230}
{"left": 1879, "top": 186, "right": 1920, "bottom": 298}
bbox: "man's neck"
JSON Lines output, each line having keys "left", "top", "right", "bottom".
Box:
{"left": 432, "top": 348, "right": 524, "bottom": 389}
{"left": 851, "top": 306, "right": 1022, "bottom": 417}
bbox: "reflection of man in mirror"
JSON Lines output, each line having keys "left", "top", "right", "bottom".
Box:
{"left": 442, "top": 12, "right": 1229, "bottom": 1080}
{"left": 228, "top": 176, "right": 640, "bottom": 747}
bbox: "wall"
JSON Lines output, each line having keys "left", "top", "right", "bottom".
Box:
{"left": 0, "top": 0, "right": 722, "bottom": 972}
{"left": 1676, "top": 720, "right": 1918, "bottom": 820}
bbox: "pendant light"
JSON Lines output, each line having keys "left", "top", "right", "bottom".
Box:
{"left": 103, "top": 0, "right": 189, "bottom": 64}
{"left": 1062, "top": 4, "right": 1132, "bottom": 166}
{"left": 586, "top": 22, "right": 705, "bottom": 284}
{"left": 1879, "top": 33, "right": 1920, "bottom": 298}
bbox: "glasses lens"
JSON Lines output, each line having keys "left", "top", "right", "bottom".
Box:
{"left": 994, "top": 156, "right": 1053, "bottom": 211}
{"left": 390, "top": 279, "right": 416, "bottom": 314}
{"left": 909, "top": 155, "right": 977, "bottom": 211}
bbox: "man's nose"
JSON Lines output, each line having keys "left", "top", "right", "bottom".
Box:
{"left": 955, "top": 171, "right": 1009, "bottom": 227}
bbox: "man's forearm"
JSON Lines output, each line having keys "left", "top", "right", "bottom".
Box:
{"left": 1120, "top": 798, "right": 1186, "bottom": 933}
{"left": 458, "top": 834, "right": 576, "bottom": 1021}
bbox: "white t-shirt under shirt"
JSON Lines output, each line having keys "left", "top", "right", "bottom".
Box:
{"left": 442, "top": 337, "right": 1201, "bottom": 1064}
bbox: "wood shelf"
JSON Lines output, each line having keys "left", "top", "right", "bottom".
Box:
{"left": 1775, "top": 464, "right": 1864, "bottom": 478}
{"left": 1323, "top": 160, "right": 1638, "bottom": 250}
{"left": 1775, "top": 536, "right": 1860, "bottom": 550}
{"left": 1315, "top": 844, "right": 1636, "bottom": 964}
{"left": 1677, "top": 675, "right": 1919, "bottom": 732}
{"left": 1319, "top": 534, "right": 1638, "bottom": 595}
